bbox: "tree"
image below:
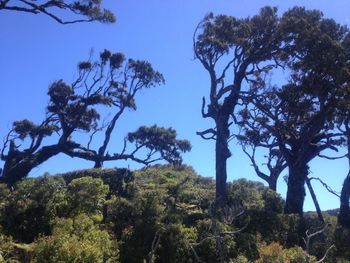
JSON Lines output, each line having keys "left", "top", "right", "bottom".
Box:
{"left": 0, "top": 50, "right": 191, "bottom": 186}
{"left": 237, "top": 7, "right": 349, "bottom": 214}
{"left": 334, "top": 32, "right": 350, "bottom": 228}
{"left": 236, "top": 117, "right": 287, "bottom": 191}
{"left": 193, "top": 7, "right": 284, "bottom": 204}
{"left": 0, "top": 0, "right": 115, "bottom": 24}
{"left": 335, "top": 108, "right": 350, "bottom": 228}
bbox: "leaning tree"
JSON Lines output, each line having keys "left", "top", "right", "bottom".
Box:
{"left": 0, "top": 0, "right": 115, "bottom": 24}
{"left": 239, "top": 7, "right": 350, "bottom": 214}
{"left": 0, "top": 50, "right": 191, "bottom": 186}
{"left": 193, "top": 7, "right": 285, "bottom": 204}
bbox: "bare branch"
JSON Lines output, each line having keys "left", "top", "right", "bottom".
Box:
{"left": 147, "top": 229, "right": 162, "bottom": 263}
{"left": 196, "top": 128, "right": 217, "bottom": 140}
{"left": 318, "top": 153, "right": 348, "bottom": 160}
{"left": 201, "top": 97, "right": 211, "bottom": 118}
{"left": 304, "top": 224, "right": 335, "bottom": 263}
{"left": 309, "top": 177, "right": 341, "bottom": 198}
{"left": 1, "top": 0, "right": 115, "bottom": 24}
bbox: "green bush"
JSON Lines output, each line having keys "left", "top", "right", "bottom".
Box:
{"left": 33, "top": 214, "right": 119, "bottom": 263}
{"left": 1, "top": 176, "right": 66, "bottom": 242}
{"left": 66, "top": 176, "right": 109, "bottom": 218}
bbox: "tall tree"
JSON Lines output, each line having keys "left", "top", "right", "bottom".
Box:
{"left": 0, "top": 50, "right": 191, "bottom": 186}
{"left": 193, "top": 7, "right": 284, "bottom": 204}
{"left": 0, "top": 0, "right": 115, "bottom": 24}
{"left": 239, "top": 7, "right": 349, "bottom": 214}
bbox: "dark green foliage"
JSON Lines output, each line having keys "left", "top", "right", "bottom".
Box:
{"left": 1, "top": 176, "right": 66, "bottom": 243}
{"left": 156, "top": 224, "right": 196, "bottom": 263}
{"left": 66, "top": 177, "right": 109, "bottom": 218}
{"left": 334, "top": 227, "right": 350, "bottom": 260}
{"left": 61, "top": 168, "right": 135, "bottom": 197}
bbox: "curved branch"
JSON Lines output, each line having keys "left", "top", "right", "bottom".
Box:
{"left": 196, "top": 128, "right": 217, "bottom": 140}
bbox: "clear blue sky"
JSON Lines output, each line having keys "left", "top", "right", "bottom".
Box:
{"left": 1, "top": 0, "right": 350, "bottom": 211}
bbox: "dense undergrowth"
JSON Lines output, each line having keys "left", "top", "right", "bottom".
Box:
{"left": 0, "top": 165, "right": 349, "bottom": 262}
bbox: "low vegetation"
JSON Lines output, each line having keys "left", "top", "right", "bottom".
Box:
{"left": 0, "top": 165, "right": 348, "bottom": 262}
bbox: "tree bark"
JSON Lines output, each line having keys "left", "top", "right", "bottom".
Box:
{"left": 215, "top": 115, "right": 230, "bottom": 205}
{"left": 94, "top": 160, "right": 103, "bottom": 168}
{"left": 285, "top": 161, "right": 308, "bottom": 214}
{"left": 1, "top": 142, "right": 74, "bottom": 186}
{"left": 267, "top": 175, "right": 277, "bottom": 192}
{"left": 306, "top": 177, "right": 324, "bottom": 223}
{"left": 338, "top": 174, "right": 350, "bottom": 228}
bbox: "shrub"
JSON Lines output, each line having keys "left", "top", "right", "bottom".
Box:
{"left": 255, "top": 242, "right": 314, "bottom": 263}
{"left": 66, "top": 176, "right": 109, "bottom": 218}
{"left": 33, "top": 214, "right": 119, "bottom": 263}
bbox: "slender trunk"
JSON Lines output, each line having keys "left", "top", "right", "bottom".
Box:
{"left": 97, "top": 108, "right": 125, "bottom": 166}
{"left": 338, "top": 174, "right": 350, "bottom": 228}
{"left": 285, "top": 161, "right": 308, "bottom": 214}
{"left": 215, "top": 116, "right": 230, "bottom": 205}
{"left": 306, "top": 177, "right": 324, "bottom": 223}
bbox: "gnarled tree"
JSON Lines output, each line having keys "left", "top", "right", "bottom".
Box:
{"left": 0, "top": 0, "right": 115, "bottom": 24}
{"left": 194, "top": 7, "right": 284, "bottom": 204}
{"left": 239, "top": 7, "right": 349, "bottom": 214}
{"left": 0, "top": 50, "right": 191, "bottom": 186}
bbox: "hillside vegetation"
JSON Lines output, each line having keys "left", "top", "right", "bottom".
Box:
{"left": 0, "top": 165, "right": 349, "bottom": 262}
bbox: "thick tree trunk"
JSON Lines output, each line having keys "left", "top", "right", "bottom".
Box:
{"left": 1, "top": 142, "right": 71, "bottom": 186}
{"left": 338, "top": 174, "right": 350, "bottom": 228}
{"left": 215, "top": 116, "right": 230, "bottom": 205}
{"left": 94, "top": 160, "right": 103, "bottom": 168}
{"left": 1, "top": 162, "right": 33, "bottom": 186}
{"left": 285, "top": 161, "right": 308, "bottom": 214}
{"left": 267, "top": 177, "right": 277, "bottom": 192}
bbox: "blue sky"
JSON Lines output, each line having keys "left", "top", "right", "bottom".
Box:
{"left": 1, "top": 0, "right": 350, "bottom": 211}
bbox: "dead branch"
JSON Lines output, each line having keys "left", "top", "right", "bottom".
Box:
{"left": 147, "top": 228, "right": 162, "bottom": 263}
{"left": 303, "top": 224, "right": 335, "bottom": 263}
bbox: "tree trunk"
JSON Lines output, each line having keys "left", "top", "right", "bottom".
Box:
{"left": 215, "top": 116, "right": 230, "bottom": 205}
{"left": 1, "top": 143, "right": 69, "bottom": 186}
{"left": 285, "top": 161, "right": 308, "bottom": 214}
{"left": 338, "top": 174, "right": 350, "bottom": 228}
{"left": 94, "top": 160, "right": 103, "bottom": 168}
{"left": 1, "top": 162, "right": 33, "bottom": 186}
{"left": 268, "top": 177, "right": 277, "bottom": 192}
{"left": 306, "top": 177, "right": 324, "bottom": 223}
